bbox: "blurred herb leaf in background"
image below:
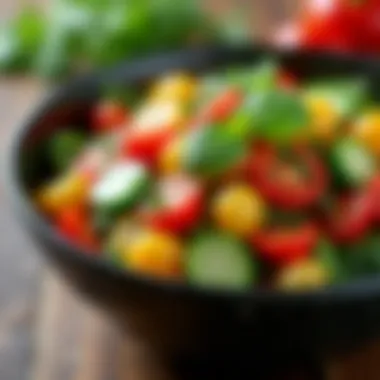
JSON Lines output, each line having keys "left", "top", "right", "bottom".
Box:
{"left": 0, "top": 0, "right": 235, "bottom": 79}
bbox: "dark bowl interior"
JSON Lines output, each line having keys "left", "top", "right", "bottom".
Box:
{"left": 7, "top": 45, "right": 380, "bottom": 374}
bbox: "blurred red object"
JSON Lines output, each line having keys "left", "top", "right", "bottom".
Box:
{"left": 275, "top": 0, "right": 380, "bottom": 54}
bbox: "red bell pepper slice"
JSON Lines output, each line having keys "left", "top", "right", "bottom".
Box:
{"left": 140, "top": 175, "right": 204, "bottom": 233}
{"left": 55, "top": 206, "right": 99, "bottom": 252}
{"left": 249, "top": 144, "right": 328, "bottom": 209}
{"left": 251, "top": 223, "right": 319, "bottom": 265}
{"left": 200, "top": 88, "right": 243, "bottom": 124}
{"left": 121, "top": 126, "right": 174, "bottom": 166}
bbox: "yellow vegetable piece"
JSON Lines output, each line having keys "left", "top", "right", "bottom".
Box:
{"left": 135, "top": 101, "right": 186, "bottom": 131}
{"left": 126, "top": 231, "right": 183, "bottom": 278}
{"left": 277, "top": 258, "right": 329, "bottom": 291}
{"left": 150, "top": 73, "right": 197, "bottom": 103}
{"left": 352, "top": 109, "right": 380, "bottom": 156}
{"left": 212, "top": 184, "right": 265, "bottom": 237}
{"left": 36, "top": 172, "right": 89, "bottom": 215}
{"left": 304, "top": 95, "right": 340, "bottom": 141}
{"left": 159, "top": 135, "right": 184, "bottom": 174}
{"left": 107, "top": 219, "right": 142, "bottom": 258}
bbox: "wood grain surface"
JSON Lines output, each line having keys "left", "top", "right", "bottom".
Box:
{"left": 3, "top": 1, "right": 380, "bottom": 379}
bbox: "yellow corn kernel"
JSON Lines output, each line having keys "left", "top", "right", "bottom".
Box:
{"left": 352, "top": 109, "right": 380, "bottom": 156}
{"left": 159, "top": 136, "right": 184, "bottom": 174}
{"left": 304, "top": 95, "right": 340, "bottom": 141}
{"left": 150, "top": 73, "right": 197, "bottom": 103}
{"left": 277, "top": 259, "right": 329, "bottom": 291}
{"left": 212, "top": 184, "right": 265, "bottom": 237}
{"left": 126, "top": 231, "right": 183, "bottom": 278}
{"left": 36, "top": 172, "right": 89, "bottom": 215}
{"left": 135, "top": 101, "right": 186, "bottom": 131}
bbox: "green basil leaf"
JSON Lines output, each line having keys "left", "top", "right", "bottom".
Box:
{"left": 184, "top": 125, "right": 247, "bottom": 176}
{"left": 253, "top": 90, "right": 310, "bottom": 143}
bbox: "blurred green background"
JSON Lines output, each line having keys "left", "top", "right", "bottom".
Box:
{"left": 0, "top": 0, "right": 254, "bottom": 79}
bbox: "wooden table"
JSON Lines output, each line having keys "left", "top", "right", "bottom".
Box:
{"left": 2, "top": 1, "right": 380, "bottom": 379}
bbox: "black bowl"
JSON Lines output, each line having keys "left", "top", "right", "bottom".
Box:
{"left": 7, "top": 45, "right": 380, "bottom": 376}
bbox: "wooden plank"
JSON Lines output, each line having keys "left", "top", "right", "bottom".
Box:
{"left": 31, "top": 271, "right": 113, "bottom": 380}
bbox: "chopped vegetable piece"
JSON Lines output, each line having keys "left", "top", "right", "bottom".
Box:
{"left": 127, "top": 230, "right": 183, "bottom": 278}
{"left": 315, "top": 239, "right": 345, "bottom": 283}
{"left": 48, "top": 130, "right": 87, "bottom": 172}
{"left": 36, "top": 172, "right": 90, "bottom": 215}
{"left": 251, "top": 223, "right": 319, "bottom": 265}
{"left": 249, "top": 144, "right": 328, "bottom": 209}
{"left": 159, "top": 135, "right": 184, "bottom": 174}
{"left": 140, "top": 175, "right": 203, "bottom": 233}
{"left": 327, "top": 190, "right": 373, "bottom": 244}
{"left": 352, "top": 109, "right": 380, "bottom": 156}
{"left": 304, "top": 80, "right": 366, "bottom": 119}
{"left": 105, "top": 219, "right": 144, "bottom": 265}
{"left": 184, "top": 125, "right": 246, "bottom": 176}
{"left": 212, "top": 183, "right": 265, "bottom": 237}
{"left": 121, "top": 101, "right": 183, "bottom": 165}
{"left": 200, "top": 87, "right": 242, "bottom": 124}
{"left": 149, "top": 73, "right": 197, "bottom": 103}
{"left": 91, "top": 162, "right": 150, "bottom": 216}
{"left": 304, "top": 94, "right": 341, "bottom": 141}
{"left": 92, "top": 100, "right": 128, "bottom": 132}
{"left": 368, "top": 175, "right": 380, "bottom": 223}
{"left": 330, "top": 139, "right": 376, "bottom": 188}
{"left": 252, "top": 91, "right": 310, "bottom": 143}
{"left": 55, "top": 206, "right": 99, "bottom": 252}
{"left": 277, "top": 258, "right": 329, "bottom": 290}
{"left": 186, "top": 232, "right": 255, "bottom": 289}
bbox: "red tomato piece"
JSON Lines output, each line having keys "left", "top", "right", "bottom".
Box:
{"left": 121, "top": 126, "right": 174, "bottom": 166}
{"left": 251, "top": 223, "right": 319, "bottom": 265}
{"left": 140, "top": 175, "right": 204, "bottom": 233}
{"left": 298, "top": 0, "right": 355, "bottom": 53}
{"left": 366, "top": 175, "right": 380, "bottom": 222}
{"left": 345, "top": 0, "right": 380, "bottom": 54}
{"left": 327, "top": 191, "right": 373, "bottom": 244}
{"left": 249, "top": 145, "right": 328, "bottom": 210}
{"left": 55, "top": 206, "right": 99, "bottom": 252}
{"left": 92, "top": 101, "right": 128, "bottom": 132}
{"left": 201, "top": 88, "right": 242, "bottom": 123}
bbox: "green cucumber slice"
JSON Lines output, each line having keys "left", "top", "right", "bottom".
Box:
{"left": 330, "top": 139, "right": 376, "bottom": 188}
{"left": 186, "top": 232, "right": 255, "bottom": 289}
{"left": 91, "top": 162, "right": 149, "bottom": 216}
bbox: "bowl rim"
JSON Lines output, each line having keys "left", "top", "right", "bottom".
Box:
{"left": 7, "top": 44, "right": 380, "bottom": 303}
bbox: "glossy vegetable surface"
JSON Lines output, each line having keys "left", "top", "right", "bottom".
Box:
{"left": 35, "top": 60, "right": 380, "bottom": 291}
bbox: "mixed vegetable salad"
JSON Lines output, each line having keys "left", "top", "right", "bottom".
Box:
{"left": 35, "top": 61, "right": 380, "bottom": 291}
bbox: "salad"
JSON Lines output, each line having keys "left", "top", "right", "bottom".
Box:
{"left": 35, "top": 61, "right": 380, "bottom": 291}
